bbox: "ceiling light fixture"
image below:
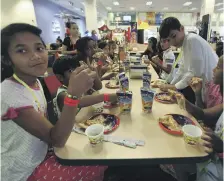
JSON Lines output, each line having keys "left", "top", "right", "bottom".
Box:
{"left": 106, "top": 7, "right": 112, "bottom": 10}
{"left": 113, "top": 1, "right": 119, "bottom": 6}
{"left": 130, "top": 7, "right": 135, "bottom": 10}
{"left": 80, "top": 8, "right": 84, "bottom": 13}
{"left": 183, "top": 1, "right": 192, "bottom": 6}
{"left": 190, "top": 7, "right": 197, "bottom": 10}
{"left": 146, "top": 1, "right": 152, "bottom": 6}
{"left": 163, "top": 7, "right": 168, "bottom": 10}
{"left": 215, "top": 3, "right": 223, "bottom": 6}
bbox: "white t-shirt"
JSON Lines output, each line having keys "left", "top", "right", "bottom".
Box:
{"left": 53, "top": 86, "right": 68, "bottom": 118}
{"left": 160, "top": 48, "right": 175, "bottom": 80}
{"left": 1, "top": 79, "right": 48, "bottom": 181}
{"left": 172, "top": 33, "right": 218, "bottom": 91}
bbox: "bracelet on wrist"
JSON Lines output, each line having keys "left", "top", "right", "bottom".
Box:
{"left": 64, "top": 95, "right": 80, "bottom": 107}
{"left": 104, "top": 93, "right": 110, "bottom": 102}
{"left": 66, "top": 93, "right": 79, "bottom": 100}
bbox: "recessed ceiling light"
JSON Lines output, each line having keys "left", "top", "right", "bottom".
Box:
{"left": 106, "top": 7, "right": 112, "bottom": 10}
{"left": 146, "top": 1, "right": 152, "bottom": 6}
{"left": 80, "top": 8, "right": 84, "bottom": 13}
{"left": 130, "top": 7, "right": 135, "bottom": 10}
{"left": 190, "top": 7, "right": 197, "bottom": 10}
{"left": 218, "top": 8, "right": 224, "bottom": 11}
{"left": 183, "top": 1, "right": 192, "bottom": 6}
{"left": 163, "top": 7, "right": 168, "bottom": 10}
{"left": 113, "top": 1, "right": 119, "bottom": 5}
{"left": 215, "top": 3, "right": 223, "bottom": 6}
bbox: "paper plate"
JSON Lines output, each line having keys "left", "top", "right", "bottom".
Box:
{"left": 159, "top": 114, "right": 195, "bottom": 135}
{"left": 105, "top": 82, "right": 119, "bottom": 89}
{"left": 155, "top": 92, "right": 175, "bottom": 104}
{"left": 80, "top": 113, "right": 120, "bottom": 134}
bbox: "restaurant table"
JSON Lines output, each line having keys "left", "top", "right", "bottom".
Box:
{"left": 54, "top": 65, "right": 209, "bottom": 166}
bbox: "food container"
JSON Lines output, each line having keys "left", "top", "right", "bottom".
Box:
{"left": 129, "top": 65, "right": 148, "bottom": 79}
{"left": 85, "top": 124, "right": 104, "bottom": 145}
{"left": 120, "top": 77, "right": 129, "bottom": 91}
{"left": 123, "top": 60, "right": 130, "bottom": 72}
{"left": 118, "top": 72, "right": 125, "bottom": 80}
{"left": 142, "top": 71, "right": 152, "bottom": 88}
{"left": 182, "top": 125, "right": 202, "bottom": 145}
{"left": 140, "top": 88, "right": 155, "bottom": 113}
{"left": 117, "top": 90, "right": 133, "bottom": 113}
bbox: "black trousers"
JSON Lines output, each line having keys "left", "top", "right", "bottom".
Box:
{"left": 180, "top": 86, "right": 196, "bottom": 104}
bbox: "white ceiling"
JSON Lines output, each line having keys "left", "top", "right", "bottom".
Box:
{"left": 48, "top": 0, "right": 223, "bottom": 18}
{"left": 100, "top": 0, "right": 223, "bottom": 12}
{"left": 101, "top": 0, "right": 202, "bottom": 12}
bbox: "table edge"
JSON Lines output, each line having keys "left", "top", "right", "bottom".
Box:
{"left": 55, "top": 153, "right": 211, "bottom": 166}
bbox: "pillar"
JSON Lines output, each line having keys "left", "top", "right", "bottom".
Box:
{"left": 84, "top": 0, "right": 98, "bottom": 32}
{"left": 200, "top": 0, "right": 215, "bottom": 18}
{"left": 200, "top": 0, "right": 215, "bottom": 40}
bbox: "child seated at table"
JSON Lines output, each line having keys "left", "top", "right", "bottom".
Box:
{"left": 188, "top": 50, "right": 223, "bottom": 109}
{"left": 161, "top": 56, "right": 223, "bottom": 181}
{"left": 1, "top": 23, "right": 107, "bottom": 181}
{"left": 151, "top": 38, "right": 176, "bottom": 80}
{"left": 52, "top": 55, "right": 118, "bottom": 117}
{"left": 108, "top": 40, "right": 118, "bottom": 63}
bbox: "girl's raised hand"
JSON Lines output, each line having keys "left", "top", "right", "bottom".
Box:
{"left": 67, "top": 65, "right": 95, "bottom": 97}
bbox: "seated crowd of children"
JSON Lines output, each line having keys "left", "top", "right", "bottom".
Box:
{"left": 1, "top": 17, "right": 223, "bottom": 181}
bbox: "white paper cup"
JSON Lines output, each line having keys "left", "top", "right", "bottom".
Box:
{"left": 92, "top": 102, "right": 104, "bottom": 113}
{"left": 85, "top": 124, "right": 104, "bottom": 144}
{"left": 182, "top": 125, "right": 202, "bottom": 145}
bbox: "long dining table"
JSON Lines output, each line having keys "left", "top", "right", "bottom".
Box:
{"left": 54, "top": 65, "right": 209, "bottom": 166}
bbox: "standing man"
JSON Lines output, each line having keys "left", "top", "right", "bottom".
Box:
{"left": 159, "top": 17, "right": 218, "bottom": 103}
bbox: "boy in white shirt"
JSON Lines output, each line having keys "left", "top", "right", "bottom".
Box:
{"left": 151, "top": 38, "right": 175, "bottom": 80}
{"left": 159, "top": 17, "right": 218, "bottom": 103}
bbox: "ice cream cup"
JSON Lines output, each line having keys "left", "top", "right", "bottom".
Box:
{"left": 85, "top": 124, "right": 104, "bottom": 145}
{"left": 182, "top": 125, "right": 202, "bottom": 145}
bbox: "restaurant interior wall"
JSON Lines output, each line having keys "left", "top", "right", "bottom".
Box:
{"left": 107, "top": 12, "right": 199, "bottom": 28}
{"left": 1, "top": 0, "right": 37, "bottom": 28}
{"left": 32, "top": 0, "right": 86, "bottom": 44}
{"left": 107, "top": 11, "right": 199, "bottom": 42}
